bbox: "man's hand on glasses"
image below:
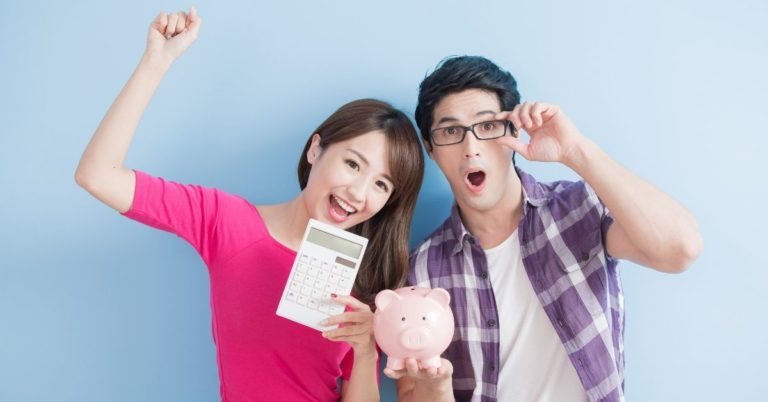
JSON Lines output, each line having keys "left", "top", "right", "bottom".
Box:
{"left": 493, "top": 101, "right": 588, "bottom": 167}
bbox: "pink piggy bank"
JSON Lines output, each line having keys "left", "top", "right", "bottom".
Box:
{"left": 373, "top": 286, "right": 454, "bottom": 370}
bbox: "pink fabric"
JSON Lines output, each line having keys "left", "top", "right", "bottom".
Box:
{"left": 123, "top": 170, "right": 357, "bottom": 402}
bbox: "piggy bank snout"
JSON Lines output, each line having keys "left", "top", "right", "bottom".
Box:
{"left": 400, "top": 327, "right": 433, "bottom": 351}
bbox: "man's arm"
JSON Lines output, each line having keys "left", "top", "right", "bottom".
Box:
{"left": 496, "top": 102, "right": 703, "bottom": 273}
{"left": 566, "top": 139, "right": 702, "bottom": 272}
{"left": 388, "top": 358, "right": 455, "bottom": 402}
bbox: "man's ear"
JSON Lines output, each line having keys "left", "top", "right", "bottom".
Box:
{"left": 426, "top": 143, "right": 435, "bottom": 160}
{"left": 307, "top": 133, "right": 322, "bottom": 164}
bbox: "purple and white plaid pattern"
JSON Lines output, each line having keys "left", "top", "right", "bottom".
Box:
{"left": 409, "top": 168, "right": 624, "bottom": 402}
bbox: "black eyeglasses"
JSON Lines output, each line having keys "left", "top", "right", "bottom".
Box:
{"left": 429, "top": 120, "right": 514, "bottom": 146}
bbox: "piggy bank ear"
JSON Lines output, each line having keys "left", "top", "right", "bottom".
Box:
{"left": 425, "top": 288, "right": 451, "bottom": 309}
{"left": 375, "top": 289, "right": 401, "bottom": 312}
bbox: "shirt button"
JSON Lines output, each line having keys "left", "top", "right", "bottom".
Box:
{"left": 557, "top": 318, "right": 565, "bottom": 327}
{"left": 581, "top": 251, "right": 590, "bottom": 261}
{"left": 480, "top": 271, "right": 488, "bottom": 279}
{"left": 487, "top": 319, "right": 496, "bottom": 327}
{"left": 468, "top": 237, "right": 475, "bottom": 245}
{"left": 489, "top": 364, "right": 496, "bottom": 371}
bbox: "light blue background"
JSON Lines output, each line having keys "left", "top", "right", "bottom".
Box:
{"left": 1, "top": 0, "right": 766, "bottom": 401}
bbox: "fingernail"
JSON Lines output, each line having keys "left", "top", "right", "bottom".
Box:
{"left": 330, "top": 293, "right": 337, "bottom": 298}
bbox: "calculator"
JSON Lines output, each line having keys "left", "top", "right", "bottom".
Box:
{"left": 276, "top": 218, "right": 369, "bottom": 331}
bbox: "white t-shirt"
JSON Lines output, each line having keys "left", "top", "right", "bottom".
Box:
{"left": 484, "top": 230, "right": 589, "bottom": 402}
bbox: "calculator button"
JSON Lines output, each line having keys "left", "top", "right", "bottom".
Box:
{"left": 286, "top": 290, "right": 297, "bottom": 301}
{"left": 303, "top": 276, "right": 314, "bottom": 286}
{"left": 332, "top": 266, "right": 341, "bottom": 275}
{"left": 289, "top": 282, "right": 300, "bottom": 292}
{"left": 318, "top": 270, "right": 330, "bottom": 281}
{"left": 297, "top": 263, "right": 308, "bottom": 273}
{"left": 342, "top": 268, "right": 355, "bottom": 278}
{"left": 300, "top": 254, "right": 309, "bottom": 264}
{"left": 294, "top": 272, "right": 305, "bottom": 282}
{"left": 328, "top": 274, "right": 339, "bottom": 284}
{"left": 338, "top": 277, "right": 350, "bottom": 288}
{"left": 308, "top": 298, "right": 318, "bottom": 310}
{"left": 325, "top": 284, "right": 335, "bottom": 293}
{"left": 311, "top": 288, "right": 322, "bottom": 298}
{"left": 301, "top": 286, "right": 312, "bottom": 295}
{"left": 319, "top": 303, "right": 330, "bottom": 314}
{"left": 308, "top": 267, "right": 318, "bottom": 277}
{"left": 314, "top": 279, "right": 324, "bottom": 289}
{"left": 297, "top": 294, "right": 308, "bottom": 305}
{"left": 311, "top": 257, "right": 320, "bottom": 267}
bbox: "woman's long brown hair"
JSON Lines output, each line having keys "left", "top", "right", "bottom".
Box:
{"left": 297, "top": 99, "right": 424, "bottom": 306}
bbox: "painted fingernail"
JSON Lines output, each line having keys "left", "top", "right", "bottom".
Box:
{"left": 330, "top": 293, "right": 337, "bottom": 298}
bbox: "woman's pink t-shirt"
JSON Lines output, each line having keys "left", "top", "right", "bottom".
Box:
{"left": 122, "top": 170, "right": 356, "bottom": 402}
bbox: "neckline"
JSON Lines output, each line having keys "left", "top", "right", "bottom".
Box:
{"left": 483, "top": 229, "right": 519, "bottom": 254}
{"left": 247, "top": 203, "right": 298, "bottom": 256}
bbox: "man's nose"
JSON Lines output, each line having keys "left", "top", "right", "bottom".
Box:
{"left": 462, "top": 130, "right": 481, "bottom": 159}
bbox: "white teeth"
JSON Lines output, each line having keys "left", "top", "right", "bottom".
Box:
{"left": 333, "top": 195, "right": 357, "bottom": 214}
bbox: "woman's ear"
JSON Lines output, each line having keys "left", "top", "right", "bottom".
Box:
{"left": 306, "top": 133, "right": 322, "bottom": 164}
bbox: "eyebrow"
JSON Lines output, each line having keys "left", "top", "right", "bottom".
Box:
{"left": 435, "top": 110, "right": 498, "bottom": 126}
{"left": 347, "top": 149, "right": 395, "bottom": 184}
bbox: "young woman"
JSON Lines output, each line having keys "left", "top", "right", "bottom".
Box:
{"left": 75, "top": 8, "right": 424, "bottom": 402}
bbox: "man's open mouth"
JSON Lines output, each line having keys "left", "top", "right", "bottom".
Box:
{"left": 465, "top": 170, "right": 486, "bottom": 192}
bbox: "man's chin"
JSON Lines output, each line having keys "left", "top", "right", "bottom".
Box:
{"left": 457, "top": 193, "right": 495, "bottom": 213}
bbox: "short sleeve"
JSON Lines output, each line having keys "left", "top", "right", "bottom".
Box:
{"left": 121, "top": 170, "right": 223, "bottom": 266}
{"left": 583, "top": 181, "right": 617, "bottom": 263}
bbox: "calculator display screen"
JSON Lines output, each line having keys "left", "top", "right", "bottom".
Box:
{"left": 307, "top": 228, "right": 363, "bottom": 259}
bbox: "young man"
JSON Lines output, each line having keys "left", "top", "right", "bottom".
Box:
{"left": 385, "top": 56, "right": 703, "bottom": 402}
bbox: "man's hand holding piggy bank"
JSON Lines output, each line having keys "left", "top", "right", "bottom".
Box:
{"left": 374, "top": 286, "right": 455, "bottom": 377}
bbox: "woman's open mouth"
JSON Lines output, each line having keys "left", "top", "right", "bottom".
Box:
{"left": 328, "top": 194, "right": 357, "bottom": 223}
{"left": 464, "top": 170, "right": 486, "bottom": 193}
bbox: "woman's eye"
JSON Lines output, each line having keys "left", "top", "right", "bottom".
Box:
{"left": 345, "top": 159, "right": 360, "bottom": 170}
{"left": 376, "top": 181, "right": 390, "bottom": 192}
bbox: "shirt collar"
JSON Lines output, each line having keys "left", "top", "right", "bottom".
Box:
{"left": 447, "top": 167, "right": 549, "bottom": 255}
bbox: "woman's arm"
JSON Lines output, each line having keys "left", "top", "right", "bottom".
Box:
{"left": 321, "top": 295, "right": 380, "bottom": 402}
{"left": 75, "top": 8, "right": 202, "bottom": 213}
{"left": 340, "top": 352, "right": 379, "bottom": 402}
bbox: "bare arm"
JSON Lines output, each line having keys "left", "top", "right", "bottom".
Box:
{"left": 388, "top": 358, "right": 455, "bottom": 402}
{"left": 340, "top": 352, "right": 380, "bottom": 402}
{"left": 322, "top": 295, "right": 380, "bottom": 402}
{"left": 75, "top": 8, "right": 202, "bottom": 213}
{"left": 497, "top": 102, "right": 703, "bottom": 273}
{"left": 566, "top": 139, "right": 702, "bottom": 272}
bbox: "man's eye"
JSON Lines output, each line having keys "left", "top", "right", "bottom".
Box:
{"left": 482, "top": 122, "right": 496, "bottom": 131}
{"left": 444, "top": 127, "right": 459, "bottom": 136}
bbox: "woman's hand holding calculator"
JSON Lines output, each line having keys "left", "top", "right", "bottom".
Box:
{"left": 320, "top": 294, "right": 377, "bottom": 357}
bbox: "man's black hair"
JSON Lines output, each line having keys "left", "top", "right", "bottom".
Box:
{"left": 415, "top": 56, "right": 521, "bottom": 152}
